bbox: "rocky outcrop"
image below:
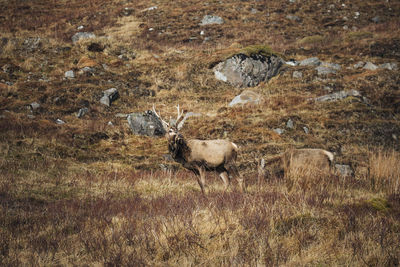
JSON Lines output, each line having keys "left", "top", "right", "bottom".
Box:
{"left": 214, "top": 54, "right": 284, "bottom": 88}
{"left": 127, "top": 110, "right": 166, "bottom": 137}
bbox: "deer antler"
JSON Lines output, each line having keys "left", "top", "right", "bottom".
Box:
{"left": 175, "top": 104, "right": 185, "bottom": 129}
{"left": 152, "top": 104, "right": 169, "bottom": 130}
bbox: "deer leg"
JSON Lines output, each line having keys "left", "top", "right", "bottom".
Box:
{"left": 227, "top": 165, "right": 245, "bottom": 193}
{"left": 195, "top": 166, "right": 206, "bottom": 194}
{"left": 219, "top": 171, "right": 230, "bottom": 191}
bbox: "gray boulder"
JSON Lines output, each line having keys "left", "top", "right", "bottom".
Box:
{"left": 316, "top": 62, "right": 341, "bottom": 75}
{"left": 127, "top": 110, "right": 166, "bottom": 137}
{"left": 214, "top": 53, "right": 284, "bottom": 88}
{"left": 299, "top": 57, "right": 321, "bottom": 67}
{"left": 315, "top": 89, "right": 361, "bottom": 102}
{"left": 100, "top": 88, "right": 119, "bottom": 107}
{"left": 200, "top": 15, "right": 224, "bottom": 25}
{"left": 229, "top": 90, "right": 262, "bottom": 107}
{"left": 72, "top": 32, "right": 96, "bottom": 43}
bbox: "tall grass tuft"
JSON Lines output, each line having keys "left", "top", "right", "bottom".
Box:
{"left": 369, "top": 149, "right": 400, "bottom": 194}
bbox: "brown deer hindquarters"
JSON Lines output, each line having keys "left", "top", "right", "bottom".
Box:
{"left": 282, "top": 148, "right": 334, "bottom": 178}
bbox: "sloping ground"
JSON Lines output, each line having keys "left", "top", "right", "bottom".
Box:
{"left": 1, "top": 0, "right": 400, "bottom": 265}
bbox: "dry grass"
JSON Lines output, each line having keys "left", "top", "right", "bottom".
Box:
{"left": 1, "top": 0, "right": 400, "bottom": 265}
{"left": 369, "top": 149, "right": 400, "bottom": 195}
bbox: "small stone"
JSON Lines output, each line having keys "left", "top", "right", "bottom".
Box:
{"left": 371, "top": 16, "right": 381, "bottom": 23}
{"left": 379, "top": 62, "right": 398, "bottom": 71}
{"left": 353, "top": 61, "right": 365, "bottom": 69}
{"left": 363, "top": 62, "right": 378, "bottom": 71}
{"left": 293, "top": 71, "right": 302, "bottom": 78}
{"left": 72, "top": 32, "right": 96, "bottom": 43}
{"left": 286, "top": 119, "right": 294, "bottom": 129}
{"left": 303, "top": 127, "right": 309, "bottom": 134}
{"left": 65, "top": 70, "right": 75, "bottom": 79}
{"left": 56, "top": 119, "right": 65, "bottom": 125}
{"left": 286, "top": 14, "right": 301, "bottom": 22}
{"left": 29, "top": 102, "right": 40, "bottom": 110}
{"left": 76, "top": 107, "right": 89, "bottom": 118}
{"left": 273, "top": 128, "right": 285, "bottom": 135}
{"left": 100, "top": 88, "right": 119, "bottom": 107}
{"left": 200, "top": 15, "right": 224, "bottom": 25}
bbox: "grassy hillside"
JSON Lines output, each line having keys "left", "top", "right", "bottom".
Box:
{"left": 1, "top": 0, "right": 400, "bottom": 265}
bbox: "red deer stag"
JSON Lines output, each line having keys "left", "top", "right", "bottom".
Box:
{"left": 153, "top": 105, "right": 245, "bottom": 194}
{"left": 259, "top": 148, "right": 334, "bottom": 180}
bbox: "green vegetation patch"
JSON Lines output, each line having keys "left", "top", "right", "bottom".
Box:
{"left": 240, "top": 44, "right": 277, "bottom": 58}
{"left": 346, "top": 31, "right": 373, "bottom": 40}
{"left": 367, "top": 197, "right": 391, "bottom": 212}
{"left": 298, "top": 35, "right": 326, "bottom": 45}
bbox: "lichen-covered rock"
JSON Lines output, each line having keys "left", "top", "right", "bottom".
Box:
{"left": 200, "top": 15, "right": 224, "bottom": 25}
{"left": 214, "top": 54, "right": 284, "bottom": 88}
{"left": 72, "top": 32, "right": 96, "bottom": 43}
{"left": 229, "top": 90, "right": 262, "bottom": 107}
{"left": 127, "top": 110, "right": 166, "bottom": 137}
{"left": 299, "top": 57, "right": 321, "bottom": 66}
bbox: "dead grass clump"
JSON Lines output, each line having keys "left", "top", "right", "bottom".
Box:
{"left": 369, "top": 149, "right": 400, "bottom": 194}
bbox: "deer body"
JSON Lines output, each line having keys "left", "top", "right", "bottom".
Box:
{"left": 153, "top": 105, "right": 244, "bottom": 194}
{"left": 259, "top": 148, "right": 334, "bottom": 180}
{"left": 282, "top": 148, "right": 334, "bottom": 177}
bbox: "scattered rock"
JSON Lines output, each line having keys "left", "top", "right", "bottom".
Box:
{"left": 100, "top": 88, "right": 119, "bottom": 107}
{"left": 293, "top": 71, "right": 302, "bottom": 79}
{"left": 286, "top": 60, "right": 299, "bottom": 66}
{"left": 29, "top": 102, "right": 40, "bottom": 111}
{"left": 286, "top": 14, "right": 301, "bottom": 22}
{"left": 353, "top": 61, "right": 365, "bottom": 69}
{"left": 303, "top": 126, "right": 309, "bottom": 134}
{"left": 363, "top": 62, "right": 378, "bottom": 71}
{"left": 72, "top": 32, "right": 96, "bottom": 43}
{"left": 127, "top": 110, "right": 166, "bottom": 137}
{"left": 56, "top": 119, "right": 65, "bottom": 125}
{"left": 121, "top": 7, "right": 134, "bottom": 16}
{"left": 214, "top": 53, "right": 284, "bottom": 88}
{"left": 229, "top": 90, "right": 262, "bottom": 107}
{"left": 315, "top": 89, "right": 361, "bottom": 102}
{"left": 299, "top": 57, "right": 321, "bottom": 67}
{"left": 286, "top": 119, "right": 294, "bottom": 129}
{"left": 22, "top": 37, "right": 43, "bottom": 52}
{"left": 64, "top": 70, "right": 75, "bottom": 79}
{"left": 379, "top": 62, "right": 398, "bottom": 71}
{"left": 142, "top": 6, "right": 157, "bottom": 12}
{"left": 316, "top": 62, "right": 341, "bottom": 75}
{"left": 335, "top": 164, "right": 353, "bottom": 177}
{"left": 200, "top": 15, "right": 224, "bottom": 25}
{"left": 274, "top": 128, "right": 285, "bottom": 135}
{"left": 76, "top": 107, "right": 89, "bottom": 118}
{"left": 371, "top": 16, "right": 382, "bottom": 23}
